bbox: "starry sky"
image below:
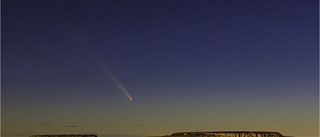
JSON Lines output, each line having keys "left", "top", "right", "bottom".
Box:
{"left": 1, "top": 0, "right": 319, "bottom": 137}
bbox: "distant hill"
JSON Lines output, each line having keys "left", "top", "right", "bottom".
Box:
{"left": 30, "top": 134, "right": 97, "bottom": 137}
{"left": 160, "top": 131, "right": 284, "bottom": 137}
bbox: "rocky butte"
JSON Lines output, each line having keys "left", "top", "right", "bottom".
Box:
{"left": 29, "top": 135, "right": 97, "bottom": 137}
{"left": 161, "top": 132, "right": 284, "bottom": 137}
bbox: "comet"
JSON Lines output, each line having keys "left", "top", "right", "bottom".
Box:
{"left": 91, "top": 51, "right": 133, "bottom": 101}
{"left": 83, "top": 45, "right": 133, "bottom": 101}
{"left": 67, "top": 24, "right": 133, "bottom": 101}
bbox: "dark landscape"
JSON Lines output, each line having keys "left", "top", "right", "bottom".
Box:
{"left": 29, "top": 132, "right": 286, "bottom": 137}
{"left": 162, "top": 131, "right": 284, "bottom": 137}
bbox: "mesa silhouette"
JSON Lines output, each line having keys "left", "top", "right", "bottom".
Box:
{"left": 160, "top": 131, "right": 284, "bottom": 137}
{"left": 30, "top": 134, "right": 97, "bottom": 137}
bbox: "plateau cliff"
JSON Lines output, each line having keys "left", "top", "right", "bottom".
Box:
{"left": 164, "top": 132, "right": 284, "bottom": 137}
{"left": 30, "top": 134, "right": 97, "bottom": 137}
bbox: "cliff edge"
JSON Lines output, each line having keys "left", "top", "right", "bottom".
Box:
{"left": 165, "top": 131, "right": 284, "bottom": 137}
{"left": 30, "top": 134, "right": 97, "bottom": 137}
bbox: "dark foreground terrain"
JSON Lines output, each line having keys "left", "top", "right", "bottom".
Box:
{"left": 161, "top": 132, "right": 284, "bottom": 137}
{"left": 30, "top": 135, "right": 97, "bottom": 137}
{"left": 29, "top": 132, "right": 285, "bottom": 137}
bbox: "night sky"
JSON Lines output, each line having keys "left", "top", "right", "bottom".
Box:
{"left": 1, "top": 0, "right": 319, "bottom": 137}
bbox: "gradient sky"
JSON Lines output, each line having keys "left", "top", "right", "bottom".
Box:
{"left": 1, "top": 0, "right": 319, "bottom": 137}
